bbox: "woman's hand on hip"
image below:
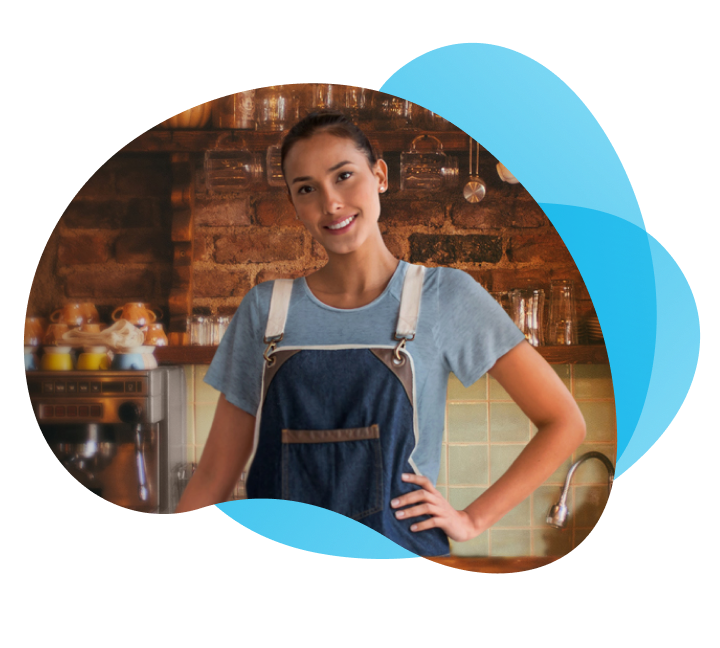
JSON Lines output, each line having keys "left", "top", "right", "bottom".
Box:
{"left": 391, "top": 473, "right": 485, "bottom": 543}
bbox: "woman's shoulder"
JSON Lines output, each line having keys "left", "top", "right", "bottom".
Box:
{"left": 421, "top": 265, "right": 485, "bottom": 297}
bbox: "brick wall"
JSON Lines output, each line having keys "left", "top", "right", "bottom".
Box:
{"left": 28, "top": 113, "right": 593, "bottom": 326}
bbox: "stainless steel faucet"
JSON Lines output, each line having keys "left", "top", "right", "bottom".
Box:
{"left": 546, "top": 451, "right": 615, "bottom": 528}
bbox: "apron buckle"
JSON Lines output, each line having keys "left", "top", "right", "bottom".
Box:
{"left": 393, "top": 337, "right": 408, "bottom": 366}
{"left": 263, "top": 334, "right": 283, "bottom": 366}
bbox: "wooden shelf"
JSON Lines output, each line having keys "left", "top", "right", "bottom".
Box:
{"left": 425, "top": 556, "right": 559, "bottom": 573}
{"left": 121, "top": 129, "right": 482, "bottom": 154}
{"left": 155, "top": 344, "right": 607, "bottom": 366}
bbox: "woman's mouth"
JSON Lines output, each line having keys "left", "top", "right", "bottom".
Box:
{"left": 324, "top": 214, "right": 357, "bottom": 234}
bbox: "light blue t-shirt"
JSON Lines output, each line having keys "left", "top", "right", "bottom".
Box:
{"left": 204, "top": 261, "right": 525, "bottom": 483}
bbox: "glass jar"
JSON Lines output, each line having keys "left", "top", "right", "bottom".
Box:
{"left": 547, "top": 280, "right": 578, "bottom": 345}
{"left": 255, "top": 85, "right": 298, "bottom": 131}
{"left": 373, "top": 92, "right": 412, "bottom": 130}
{"left": 265, "top": 145, "right": 284, "bottom": 187}
{"left": 205, "top": 149, "right": 264, "bottom": 193}
{"left": 509, "top": 288, "right": 545, "bottom": 347}
{"left": 211, "top": 91, "right": 256, "bottom": 130}
{"left": 400, "top": 135, "right": 449, "bottom": 192}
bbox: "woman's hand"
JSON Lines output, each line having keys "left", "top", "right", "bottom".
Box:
{"left": 390, "top": 473, "right": 486, "bottom": 543}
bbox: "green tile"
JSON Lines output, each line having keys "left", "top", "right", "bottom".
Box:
{"left": 436, "top": 486, "right": 447, "bottom": 500}
{"left": 532, "top": 528, "right": 573, "bottom": 557}
{"left": 490, "top": 403, "right": 530, "bottom": 442}
{"left": 489, "top": 445, "right": 525, "bottom": 482}
{"left": 184, "top": 366, "right": 195, "bottom": 442}
{"left": 494, "top": 496, "right": 531, "bottom": 528}
{"left": 490, "top": 530, "right": 531, "bottom": 557}
{"left": 186, "top": 443, "right": 196, "bottom": 464}
{"left": 448, "top": 404, "right": 488, "bottom": 442}
{"left": 553, "top": 364, "right": 572, "bottom": 391}
{"left": 436, "top": 444, "right": 447, "bottom": 486}
{"left": 488, "top": 375, "right": 511, "bottom": 400}
{"left": 578, "top": 402, "right": 616, "bottom": 442}
{"left": 447, "top": 373, "right": 486, "bottom": 400}
{"left": 448, "top": 445, "right": 488, "bottom": 485}
{"left": 450, "top": 531, "right": 489, "bottom": 557}
{"left": 574, "top": 365, "right": 614, "bottom": 399}
{"left": 195, "top": 402, "right": 217, "bottom": 447}
{"left": 448, "top": 486, "right": 485, "bottom": 511}
{"left": 541, "top": 453, "right": 573, "bottom": 485}
{"left": 572, "top": 444, "right": 616, "bottom": 484}
{"left": 195, "top": 365, "right": 220, "bottom": 403}
{"left": 572, "top": 485, "right": 610, "bottom": 528}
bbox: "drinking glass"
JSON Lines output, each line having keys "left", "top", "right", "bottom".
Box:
{"left": 509, "top": 288, "right": 545, "bottom": 347}
{"left": 547, "top": 280, "right": 578, "bottom": 345}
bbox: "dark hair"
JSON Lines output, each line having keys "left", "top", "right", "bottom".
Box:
{"left": 280, "top": 110, "right": 378, "bottom": 176}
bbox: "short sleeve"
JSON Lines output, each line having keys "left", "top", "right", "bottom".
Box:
{"left": 434, "top": 269, "right": 525, "bottom": 387}
{"left": 203, "top": 286, "right": 266, "bottom": 415}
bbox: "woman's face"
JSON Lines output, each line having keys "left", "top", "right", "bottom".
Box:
{"left": 284, "top": 132, "right": 388, "bottom": 257}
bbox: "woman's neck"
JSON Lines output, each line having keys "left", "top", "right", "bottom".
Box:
{"left": 306, "top": 239, "right": 400, "bottom": 309}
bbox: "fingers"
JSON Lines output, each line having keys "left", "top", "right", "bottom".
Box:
{"left": 401, "top": 472, "right": 436, "bottom": 492}
{"left": 394, "top": 502, "right": 432, "bottom": 521}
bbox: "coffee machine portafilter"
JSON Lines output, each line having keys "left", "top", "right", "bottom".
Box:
{"left": 27, "top": 366, "right": 187, "bottom": 513}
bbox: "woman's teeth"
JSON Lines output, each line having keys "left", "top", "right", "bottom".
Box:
{"left": 327, "top": 215, "right": 355, "bottom": 230}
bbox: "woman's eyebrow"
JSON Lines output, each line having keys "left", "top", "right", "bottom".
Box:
{"left": 291, "top": 160, "right": 351, "bottom": 185}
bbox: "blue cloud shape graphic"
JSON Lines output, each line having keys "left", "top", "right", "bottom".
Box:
{"left": 217, "top": 43, "right": 700, "bottom": 557}
{"left": 217, "top": 499, "right": 415, "bottom": 559}
{"left": 380, "top": 43, "right": 699, "bottom": 476}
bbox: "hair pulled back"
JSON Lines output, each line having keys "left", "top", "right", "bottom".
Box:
{"left": 281, "top": 110, "right": 378, "bottom": 176}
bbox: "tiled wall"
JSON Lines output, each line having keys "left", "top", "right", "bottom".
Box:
{"left": 183, "top": 363, "right": 616, "bottom": 558}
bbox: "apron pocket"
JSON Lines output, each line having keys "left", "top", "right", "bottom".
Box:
{"left": 281, "top": 424, "right": 383, "bottom": 521}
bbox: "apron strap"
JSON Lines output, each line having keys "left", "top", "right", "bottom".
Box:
{"left": 264, "top": 279, "right": 294, "bottom": 342}
{"left": 395, "top": 264, "right": 426, "bottom": 340}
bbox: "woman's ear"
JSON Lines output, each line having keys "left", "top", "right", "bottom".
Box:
{"left": 374, "top": 159, "right": 389, "bottom": 192}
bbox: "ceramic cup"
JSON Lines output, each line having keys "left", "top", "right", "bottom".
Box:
{"left": 111, "top": 347, "right": 157, "bottom": 371}
{"left": 142, "top": 323, "right": 168, "bottom": 346}
{"left": 24, "top": 317, "right": 46, "bottom": 347}
{"left": 112, "top": 303, "right": 161, "bottom": 327}
{"left": 50, "top": 303, "right": 86, "bottom": 327}
{"left": 40, "top": 346, "right": 74, "bottom": 371}
{"left": 79, "top": 323, "right": 104, "bottom": 334}
{"left": 43, "top": 323, "right": 70, "bottom": 346}
{"left": 24, "top": 346, "right": 39, "bottom": 370}
{"left": 77, "top": 346, "right": 111, "bottom": 371}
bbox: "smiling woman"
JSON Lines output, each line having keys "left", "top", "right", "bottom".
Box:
{"left": 175, "top": 110, "right": 587, "bottom": 558}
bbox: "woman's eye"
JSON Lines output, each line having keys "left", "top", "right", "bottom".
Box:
{"left": 297, "top": 185, "right": 313, "bottom": 195}
{"left": 337, "top": 171, "right": 353, "bottom": 182}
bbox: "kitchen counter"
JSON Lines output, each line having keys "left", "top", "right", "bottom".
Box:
{"left": 425, "top": 556, "right": 559, "bottom": 573}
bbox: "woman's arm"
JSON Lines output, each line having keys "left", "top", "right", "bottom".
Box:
{"left": 393, "top": 341, "right": 586, "bottom": 541}
{"left": 175, "top": 394, "right": 256, "bottom": 513}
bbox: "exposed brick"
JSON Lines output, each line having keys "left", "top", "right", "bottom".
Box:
{"left": 62, "top": 201, "right": 125, "bottom": 229}
{"left": 214, "top": 229, "right": 306, "bottom": 264}
{"left": 194, "top": 268, "right": 251, "bottom": 297}
{"left": 451, "top": 195, "right": 541, "bottom": 229}
{"left": 65, "top": 268, "right": 154, "bottom": 299}
{"left": 193, "top": 234, "right": 213, "bottom": 261}
{"left": 58, "top": 234, "right": 112, "bottom": 265}
{"left": 256, "top": 198, "right": 303, "bottom": 228}
{"left": 409, "top": 234, "right": 502, "bottom": 265}
{"left": 380, "top": 229, "right": 409, "bottom": 260}
{"left": 311, "top": 238, "right": 329, "bottom": 261}
{"left": 381, "top": 200, "right": 445, "bottom": 227}
{"left": 196, "top": 196, "right": 251, "bottom": 227}
{"left": 122, "top": 199, "right": 169, "bottom": 229}
{"left": 473, "top": 268, "right": 551, "bottom": 292}
{"left": 73, "top": 162, "right": 115, "bottom": 200}
{"left": 115, "top": 230, "right": 172, "bottom": 264}
{"left": 255, "top": 267, "right": 307, "bottom": 285}
{"left": 114, "top": 156, "right": 171, "bottom": 198}
{"left": 506, "top": 231, "right": 574, "bottom": 264}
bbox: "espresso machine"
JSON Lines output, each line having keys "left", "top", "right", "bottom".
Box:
{"left": 27, "top": 366, "right": 187, "bottom": 513}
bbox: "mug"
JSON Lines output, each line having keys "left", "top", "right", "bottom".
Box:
{"left": 111, "top": 348, "right": 157, "bottom": 371}
{"left": 40, "top": 347, "right": 74, "bottom": 371}
{"left": 50, "top": 303, "right": 86, "bottom": 327}
{"left": 24, "top": 317, "right": 46, "bottom": 346}
{"left": 142, "top": 323, "right": 168, "bottom": 347}
{"left": 77, "top": 351, "right": 111, "bottom": 371}
{"left": 78, "top": 303, "right": 100, "bottom": 324}
{"left": 112, "top": 303, "right": 162, "bottom": 327}
{"left": 43, "top": 323, "right": 70, "bottom": 346}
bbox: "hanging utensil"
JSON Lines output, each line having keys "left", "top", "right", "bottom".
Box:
{"left": 463, "top": 137, "right": 487, "bottom": 203}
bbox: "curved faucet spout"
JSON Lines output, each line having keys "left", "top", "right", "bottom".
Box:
{"left": 546, "top": 451, "right": 615, "bottom": 529}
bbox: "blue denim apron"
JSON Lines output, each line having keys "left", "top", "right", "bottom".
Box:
{"left": 246, "top": 265, "right": 450, "bottom": 557}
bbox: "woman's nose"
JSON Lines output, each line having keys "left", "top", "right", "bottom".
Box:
{"left": 320, "top": 185, "right": 344, "bottom": 213}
